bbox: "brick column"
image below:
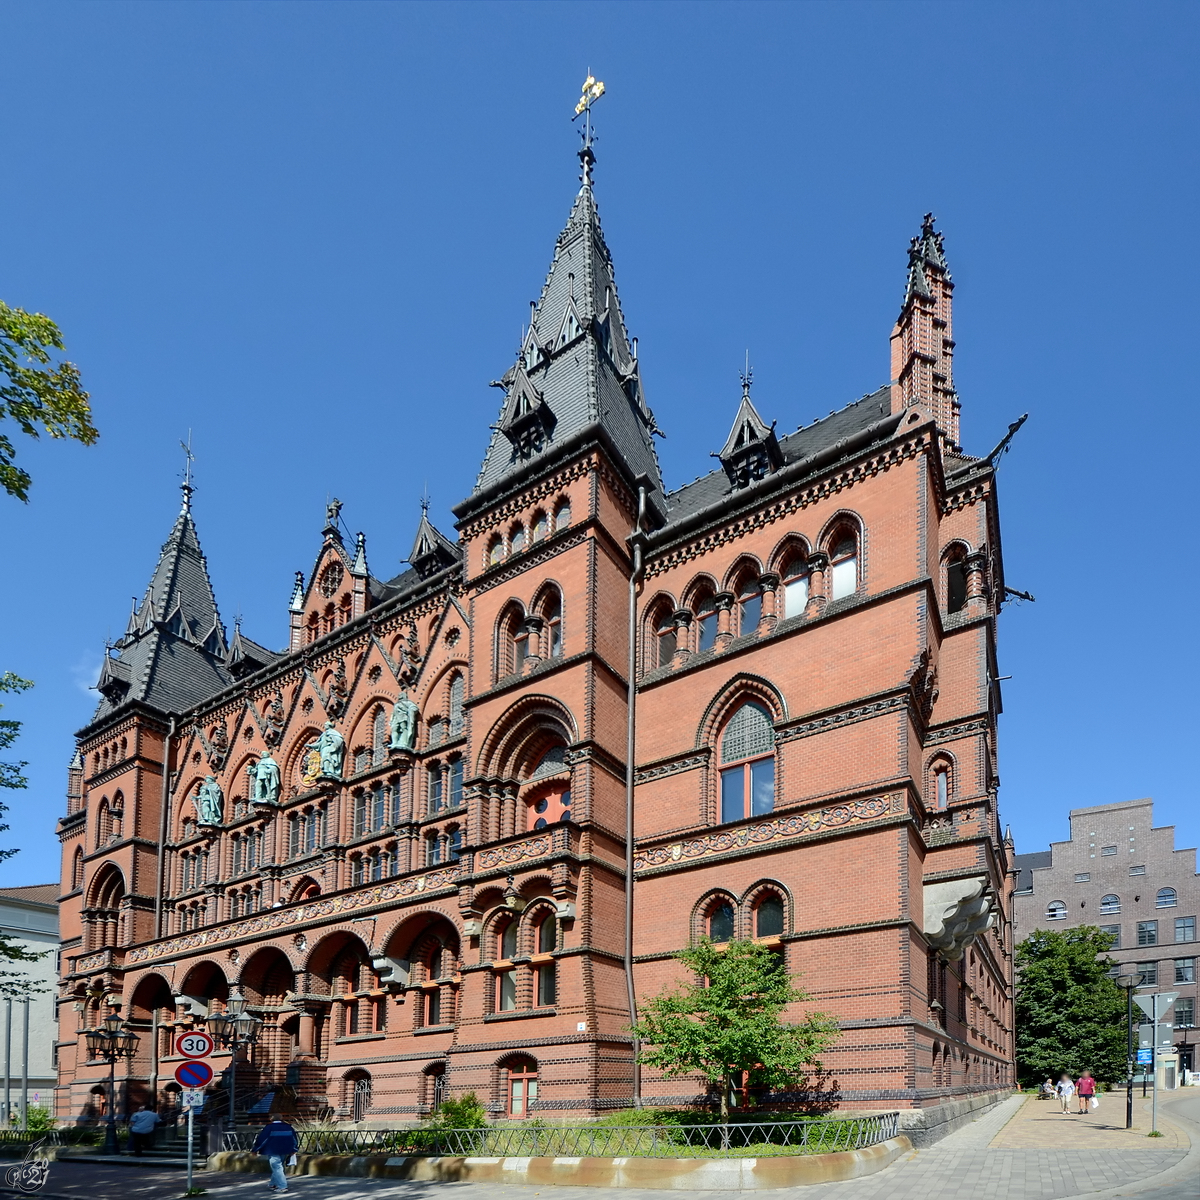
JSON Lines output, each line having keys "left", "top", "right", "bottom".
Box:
{"left": 671, "top": 609, "right": 693, "bottom": 664}
{"left": 521, "top": 616, "right": 544, "bottom": 672}
{"left": 804, "top": 553, "right": 829, "bottom": 618}
{"left": 759, "top": 573, "right": 780, "bottom": 634}
{"left": 714, "top": 592, "right": 735, "bottom": 651}
{"left": 965, "top": 552, "right": 988, "bottom": 613}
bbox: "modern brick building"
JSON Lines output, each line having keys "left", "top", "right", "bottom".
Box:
{"left": 55, "top": 137, "right": 1016, "bottom": 1125}
{"left": 1014, "top": 799, "right": 1198, "bottom": 1074}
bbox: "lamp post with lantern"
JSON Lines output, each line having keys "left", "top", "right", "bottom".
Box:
{"left": 84, "top": 1010, "right": 140, "bottom": 1155}
{"left": 206, "top": 992, "right": 261, "bottom": 1125}
{"left": 1114, "top": 972, "right": 1145, "bottom": 1130}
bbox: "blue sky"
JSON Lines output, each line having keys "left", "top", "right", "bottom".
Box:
{"left": 1, "top": 1, "right": 1197, "bottom": 886}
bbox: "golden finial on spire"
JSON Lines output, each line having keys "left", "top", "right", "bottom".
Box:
{"left": 573, "top": 73, "right": 606, "bottom": 183}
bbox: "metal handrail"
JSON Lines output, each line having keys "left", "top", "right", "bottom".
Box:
{"left": 223, "top": 1113, "right": 899, "bottom": 1159}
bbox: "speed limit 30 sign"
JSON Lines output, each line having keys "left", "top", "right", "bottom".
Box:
{"left": 175, "top": 1031, "right": 215, "bottom": 1059}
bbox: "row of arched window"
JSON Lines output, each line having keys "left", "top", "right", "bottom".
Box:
{"left": 486, "top": 499, "right": 572, "bottom": 569}
{"left": 497, "top": 588, "right": 564, "bottom": 680}
{"left": 1046, "top": 888, "right": 1178, "bottom": 921}
{"left": 644, "top": 527, "right": 860, "bottom": 670}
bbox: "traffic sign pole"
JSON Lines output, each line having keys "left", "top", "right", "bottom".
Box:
{"left": 187, "top": 1105, "right": 194, "bottom": 1195}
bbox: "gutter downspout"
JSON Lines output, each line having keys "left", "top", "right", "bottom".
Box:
{"left": 625, "top": 481, "right": 649, "bottom": 1109}
{"left": 154, "top": 717, "right": 177, "bottom": 939}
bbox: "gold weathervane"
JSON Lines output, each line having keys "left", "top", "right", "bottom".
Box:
{"left": 575, "top": 75, "right": 605, "bottom": 117}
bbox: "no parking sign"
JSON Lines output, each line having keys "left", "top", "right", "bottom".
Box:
{"left": 174, "top": 1060, "right": 214, "bottom": 1088}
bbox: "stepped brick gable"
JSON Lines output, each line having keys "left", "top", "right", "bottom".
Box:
{"left": 55, "top": 145, "right": 1015, "bottom": 1125}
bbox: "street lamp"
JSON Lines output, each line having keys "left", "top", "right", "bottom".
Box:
{"left": 207, "top": 993, "right": 261, "bottom": 1126}
{"left": 85, "top": 1010, "right": 140, "bottom": 1154}
{"left": 1114, "top": 973, "right": 1145, "bottom": 1130}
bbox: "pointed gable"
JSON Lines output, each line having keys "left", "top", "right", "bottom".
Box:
{"left": 462, "top": 157, "right": 664, "bottom": 513}
{"left": 408, "top": 509, "right": 461, "bottom": 580}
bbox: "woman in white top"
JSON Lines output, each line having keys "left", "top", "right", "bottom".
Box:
{"left": 1055, "top": 1073, "right": 1076, "bottom": 1114}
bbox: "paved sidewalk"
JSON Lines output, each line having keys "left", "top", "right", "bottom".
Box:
{"left": 16, "top": 1093, "right": 1197, "bottom": 1200}
{"left": 991, "top": 1092, "right": 1187, "bottom": 1150}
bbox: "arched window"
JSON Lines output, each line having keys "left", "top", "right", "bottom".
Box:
{"left": 349, "top": 1071, "right": 372, "bottom": 1123}
{"left": 426, "top": 832, "right": 442, "bottom": 866}
{"left": 505, "top": 1056, "right": 539, "bottom": 1118}
{"left": 535, "top": 911, "right": 557, "bottom": 1006}
{"left": 510, "top": 523, "right": 527, "bottom": 554}
{"left": 1100, "top": 894, "right": 1121, "bottom": 916}
{"left": 532, "top": 510, "right": 548, "bottom": 543}
{"left": 542, "top": 592, "right": 563, "bottom": 658}
{"left": 448, "top": 827, "right": 462, "bottom": 861}
{"left": 71, "top": 847, "right": 84, "bottom": 891}
{"left": 708, "top": 900, "right": 735, "bottom": 942}
{"left": 372, "top": 706, "right": 388, "bottom": 765}
{"left": 448, "top": 674, "right": 465, "bottom": 736}
{"left": 448, "top": 758, "right": 464, "bottom": 807}
{"left": 737, "top": 577, "right": 763, "bottom": 636}
{"left": 653, "top": 605, "right": 676, "bottom": 668}
{"left": 500, "top": 920, "right": 518, "bottom": 960}
{"left": 695, "top": 594, "right": 717, "bottom": 653}
{"left": 931, "top": 760, "right": 951, "bottom": 809}
{"left": 428, "top": 763, "right": 443, "bottom": 815}
{"left": 946, "top": 551, "right": 968, "bottom": 614}
{"left": 718, "top": 702, "right": 775, "bottom": 823}
{"left": 1156, "top": 888, "right": 1178, "bottom": 909}
{"left": 554, "top": 499, "right": 571, "bottom": 530}
{"left": 755, "top": 895, "right": 785, "bottom": 937}
{"left": 495, "top": 920, "right": 518, "bottom": 1011}
{"left": 829, "top": 529, "right": 859, "bottom": 600}
{"left": 1045, "top": 901, "right": 1067, "bottom": 921}
{"left": 781, "top": 554, "right": 810, "bottom": 619}
{"left": 488, "top": 536, "right": 505, "bottom": 567}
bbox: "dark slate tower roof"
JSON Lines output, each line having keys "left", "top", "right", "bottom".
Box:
{"left": 462, "top": 153, "right": 663, "bottom": 510}
{"left": 87, "top": 487, "right": 234, "bottom": 727}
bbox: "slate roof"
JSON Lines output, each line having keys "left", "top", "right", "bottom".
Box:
{"left": 1013, "top": 850, "right": 1053, "bottom": 894}
{"left": 466, "top": 165, "right": 663, "bottom": 507}
{"left": 86, "top": 494, "right": 236, "bottom": 728}
{"left": 661, "top": 386, "right": 897, "bottom": 528}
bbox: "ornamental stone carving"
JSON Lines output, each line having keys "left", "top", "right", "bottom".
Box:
{"left": 923, "top": 875, "right": 994, "bottom": 961}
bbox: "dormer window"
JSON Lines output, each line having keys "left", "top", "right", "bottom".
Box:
{"left": 523, "top": 336, "right": 543, "bottom": 371}
{"left": 558, "top": 305, "right": 582, "bottom": 347}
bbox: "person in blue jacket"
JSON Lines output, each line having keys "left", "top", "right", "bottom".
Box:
{"left": 251, "top": 1118, "right": 299, "bottom": 1192}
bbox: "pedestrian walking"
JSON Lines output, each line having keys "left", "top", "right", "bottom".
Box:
{"left": 1055, "top": 1073, "right": 1076, "bottom": 1114}
{"left": 127, "top": 1105, "right": 161, "bottom": 1157}
{"left": 1076, "top": 1070, "right": 1096, "bottom": 1114}
{"left": 252, "top": 1117, "right": 299, "bottom": 1193}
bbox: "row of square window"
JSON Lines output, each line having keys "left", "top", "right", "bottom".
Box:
{"left": 1074, "top": 864, "right": 1155, "bottom": 878}
{"left": 1095, "top": 918, "right": 1196, "bottom": 948}
{"left": 1110, "top": 959, "right": 1196, "bottom": 990}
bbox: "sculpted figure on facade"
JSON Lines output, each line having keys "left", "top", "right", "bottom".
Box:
{"left": 195, "top": 775, "right": 224, "bottom": 825}
{"left": 389, "top": 691, "right": 419, "bottom": 752}
{"left": 251, "top": 753, "right": 280, "bottom": 805}
{"left": 317, "top": 721, "right": 345, "bottom": 779}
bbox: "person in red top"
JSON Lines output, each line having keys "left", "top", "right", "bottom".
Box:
{"left": 1076, "top": 1070, "right": 1096, "bottom": 1114}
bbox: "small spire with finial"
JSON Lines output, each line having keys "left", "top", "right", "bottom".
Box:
{"left": 740, "top": 352, "right": 753, "bottom": 398}
{"left": 573, "top": 72, "right": 606, "bottom": 185}
{"left": 179, "top": 431, "right": 195, "bottom": 512}
{"left": 420, "top": 484, "right": 431, "bottom": 515}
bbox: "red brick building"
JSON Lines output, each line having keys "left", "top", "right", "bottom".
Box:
{"left": 55, "top": 143, "right": 1015, "bottom": 1127}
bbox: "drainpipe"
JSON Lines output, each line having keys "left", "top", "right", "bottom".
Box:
{"left": 625, "top": 481, "right": 649, "bottom": 1109}
{"left": 154, "top": 718, "right": 177, "bottom": 939}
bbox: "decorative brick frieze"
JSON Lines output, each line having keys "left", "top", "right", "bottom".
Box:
{"left": 634, "top": 751, "right": 709, "bottom": 785}
{"left": 634, "top": 794, "right": 905, "bottom": 872}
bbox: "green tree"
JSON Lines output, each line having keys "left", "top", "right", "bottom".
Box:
{"left": 1, "top": 299, "right": 97, "bottom": 502}
{"left": 0, "top": 672, "right": 46, "bottom": 999}
{"left": 633, "top": 938, "right": 839, "bottom": 1120}
{"left": 1014, "top": 926, "right": 1128, "bottom": 1086}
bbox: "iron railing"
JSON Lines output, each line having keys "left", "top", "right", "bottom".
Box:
{"left": 223, "top": 1113, "right": 898, "bottom": 1159}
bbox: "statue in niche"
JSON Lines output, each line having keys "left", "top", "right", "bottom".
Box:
{"left": 251, "top": 753, "right": 280, "bottom": 805}
{"left": 195, "top": 775, "right": 224, "bottom": 825}
{"left": 317, "top": 721, "right": 345, "bottom": 779}
{"left": 389, "top": 691, "right": 419, "bottom": 753}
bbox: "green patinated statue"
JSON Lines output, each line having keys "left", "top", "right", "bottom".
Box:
{"left": 195, "top": 775, "right": 224, "bottom": 825}
{"left": 389, "top": 691, "right": 419, "bottom": 752}
{"left": 251, "top": 753, "right": 280, "bottom": 805}
{"left": 318, "top": 721, "right": 345, "bottom": 779}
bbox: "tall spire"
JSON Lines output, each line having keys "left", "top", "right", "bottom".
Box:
{"left": 460, "top": 82, "right": 663, "bottom": 513}
{"left": 890, "top": 213, "right": 959, "bottom": 448}
{"left": 90, "top": 488, "right": 232, "bottom": 724}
